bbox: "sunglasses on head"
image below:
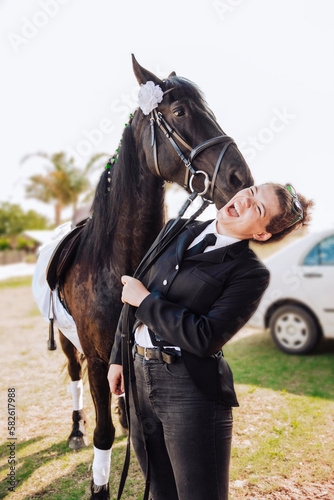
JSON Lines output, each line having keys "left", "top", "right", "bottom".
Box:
{"left": 285, "top": 184, "right": 304, "bottom": 227}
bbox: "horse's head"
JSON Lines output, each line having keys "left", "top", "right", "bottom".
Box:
{"left": 132, "top": 55, "right": 253, "bottom": 209}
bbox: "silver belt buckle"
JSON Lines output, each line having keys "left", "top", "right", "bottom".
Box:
{"left": 144, "top": 347, "right": 150, "bottom": 361}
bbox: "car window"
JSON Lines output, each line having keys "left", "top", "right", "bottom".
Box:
{"left": 303, "top": 235, "right": 334, "bottom": 266}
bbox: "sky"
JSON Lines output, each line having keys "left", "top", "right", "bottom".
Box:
{"left": 1, "top": 0, "right": 333, "bottom": 231}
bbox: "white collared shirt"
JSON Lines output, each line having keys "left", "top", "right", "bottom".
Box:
{"left": 135, "top": 219, "right": 240, "bottom": 349}
{"left": 187, "top": 219, "right": 240, "bottom": 252}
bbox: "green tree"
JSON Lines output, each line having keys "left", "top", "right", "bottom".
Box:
{"left": 0, "top": 202, "right": 26, "bottom": 236}
{"left": 22, "top": 152, "right": 107, "bottom": 226}
{"left": 0, "top": 202, "right": 49, "bottom": 248}
{"left": 25, "top": 209, "right": 50, "bottom": 230}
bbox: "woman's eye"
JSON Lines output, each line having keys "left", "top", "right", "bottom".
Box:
{"left": 257, "top": 206, "right": 262, "bottom": 215}
{"left": 173, "top": 108, "right": 185, "bottom": 117}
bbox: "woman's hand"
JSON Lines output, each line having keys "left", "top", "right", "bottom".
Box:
{"left": 121, "top": 275, "right": 150, "bottom": 307}
{"left": 108, "top": 364, "right": 124, "bottom": 395}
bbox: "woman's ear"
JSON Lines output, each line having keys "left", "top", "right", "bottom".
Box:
{"left": 253, "top": 231, "right": 272, "bottom": 242}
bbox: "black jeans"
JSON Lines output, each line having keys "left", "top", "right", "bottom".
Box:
{"left": 130, "top": 352, "right": 233, "bottom": 500}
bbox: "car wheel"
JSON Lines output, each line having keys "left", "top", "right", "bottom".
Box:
{"left": 269, "top": 305, "right": 320, "bottom": 354}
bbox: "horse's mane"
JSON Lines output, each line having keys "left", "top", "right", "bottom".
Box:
{"left": 78, "top": 115, "right": 140, "bottom": 262}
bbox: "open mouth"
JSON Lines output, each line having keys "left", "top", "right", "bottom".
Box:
{"left": 227, "top": 202, "right": 240, "bottom": 217}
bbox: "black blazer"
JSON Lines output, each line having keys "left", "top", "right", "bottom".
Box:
{"left": 110, "top": 218, "right": 270, "bottom": 406}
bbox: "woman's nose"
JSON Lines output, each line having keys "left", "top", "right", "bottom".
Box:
{"left": 244, "top": 197, "right": 251, "bottom": 208}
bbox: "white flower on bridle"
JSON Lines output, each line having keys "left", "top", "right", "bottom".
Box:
{"left": 138, "top": 81, "right": 164, "bottom": 115}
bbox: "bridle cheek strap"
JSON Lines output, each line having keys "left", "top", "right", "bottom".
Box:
{"left": 150, "top": 108, "right": 235, "bottom": 201}
{"left": 208, "top": 139, "right": 234, "bottom": 200}
{"left": 151, "top": 109, "right": 194, "bottom": 177}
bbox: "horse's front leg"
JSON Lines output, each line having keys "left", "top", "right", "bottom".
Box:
{"left": 59, "top": 330, "right": 88, "bottom": 450}
{"left": 87, "top": 356, "right": 115, "bottom": 500}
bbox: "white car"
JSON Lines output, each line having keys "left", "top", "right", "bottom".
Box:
{"left": 249, "top": 228, "right": 334, "bottom": 354}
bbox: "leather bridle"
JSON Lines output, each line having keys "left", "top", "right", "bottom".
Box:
{"left": 149, "top": 92, "right": 236, "bottom": 201}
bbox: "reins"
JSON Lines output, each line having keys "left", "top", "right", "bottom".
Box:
{"left": 117, "top": 192, "right": 210, "bottom": 500}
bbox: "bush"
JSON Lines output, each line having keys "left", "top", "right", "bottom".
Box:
{"left": 0, "top": 238, "right": 11, "bottom": 250}
{"left": 16, "top": 237, "right": 36, "bottom": 251}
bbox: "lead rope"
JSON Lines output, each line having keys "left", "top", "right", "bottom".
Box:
{"left": 116, "top": 193, "right": 210, "bottom": 500}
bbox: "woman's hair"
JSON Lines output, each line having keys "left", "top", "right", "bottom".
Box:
{"left": 255, "top": 183, "right": 314, "bottom": 245}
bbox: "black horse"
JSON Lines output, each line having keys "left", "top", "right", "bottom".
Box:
{"left": 59, "top": 55, "right": 253, "bottom": 498}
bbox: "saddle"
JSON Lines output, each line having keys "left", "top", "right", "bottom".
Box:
{"left": 46, "top": 218, "right": 89, "bottom": 291}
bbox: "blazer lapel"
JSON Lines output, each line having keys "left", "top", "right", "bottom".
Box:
{"left": 159, "top": 218, "right": 250, "bottom": 265}
{"left": 184, "top": 233, "right": 250, "bottom": 264}
{"left": 175, "top": 220, "right": 213, "bottom": 263}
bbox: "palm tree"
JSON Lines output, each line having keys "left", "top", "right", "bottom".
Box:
{"left": 23, "top": 152, "right": 108, "bottom": 226}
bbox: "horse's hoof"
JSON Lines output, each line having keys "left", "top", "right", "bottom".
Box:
{"left": 90, "top": 480, "right": 110, "bottom": 500}
{"left": 69, "top": 435, "right": 88, "bottom": 450}
{"left": 68, "top": 409, "right": 88, "bottom": 450}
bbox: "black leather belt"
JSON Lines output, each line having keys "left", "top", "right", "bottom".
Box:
{"left": 135, "top": 344, "right": 181, "bottom": 364}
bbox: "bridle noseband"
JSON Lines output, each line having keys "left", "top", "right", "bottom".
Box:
{"left": 149, "top": 97, "right": 235, "bottom": 201}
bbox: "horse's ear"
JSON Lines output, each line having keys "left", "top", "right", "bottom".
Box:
{"left": 168, "top": 71, "right": 177, "bottom": 78}
{"left": 132, "top": 54, "right": 163, "bottom": 86}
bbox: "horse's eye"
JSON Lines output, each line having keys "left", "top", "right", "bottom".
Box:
{"left": 173, "top": 108, "right": 185, "bottom": 117}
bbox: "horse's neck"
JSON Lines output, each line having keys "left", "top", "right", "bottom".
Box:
{"left": 81, "top": 116, "right": 166, "bottom": 275}
{"left": 113, "top": 164, "right": 165, "bottom": 274}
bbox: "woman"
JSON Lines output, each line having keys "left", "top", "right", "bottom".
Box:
{"left": 108, "top": 183, "right": 313, "bottom": 500}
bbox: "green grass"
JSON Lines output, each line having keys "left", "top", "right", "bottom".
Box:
{"left": 0, "top": 277, "right": 32, "bottom": 289}
{"left": 229, "top": 389, "right": 333, "bottom": 488}
{"left": 224, "top": 331, "right": 334, "bottom": 492}
{"left": 0, "top": 437, "right": 142, "bottom": 500}
{"left": 224, "top": 330, "right": 334, "bottom": 400}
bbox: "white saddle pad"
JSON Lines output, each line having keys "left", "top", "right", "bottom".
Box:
{"left": 32, "top": 222, "right": 83, "bottom": 354}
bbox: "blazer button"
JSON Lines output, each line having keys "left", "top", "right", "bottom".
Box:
{"left": 175, "top": 264, "right": 179, "bottom": 270}
{"left": 163, "top": 279, "right": 168, "bottom": 286}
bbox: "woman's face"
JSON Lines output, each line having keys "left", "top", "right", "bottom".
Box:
{"left": 216, "top": 184, "right": 281, "bottom": 241}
